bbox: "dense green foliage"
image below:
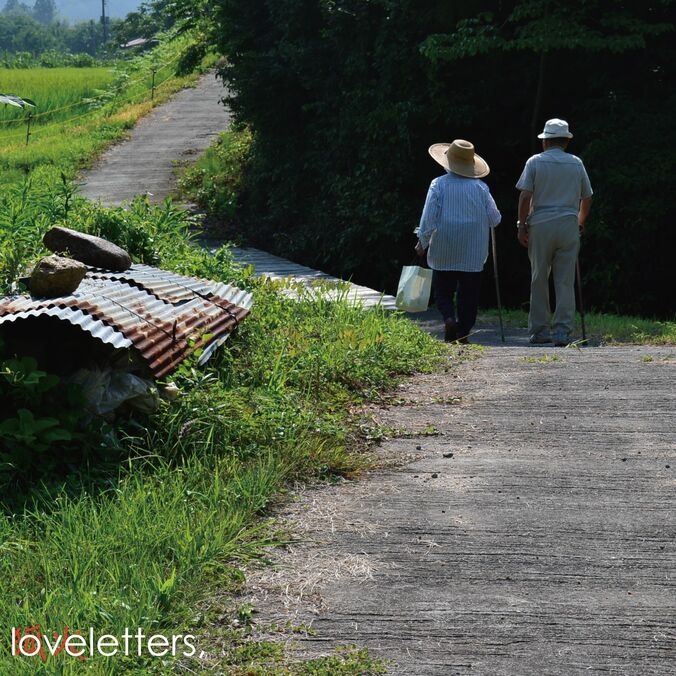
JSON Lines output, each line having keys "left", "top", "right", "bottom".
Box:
{"left": 211, "top": 0, "right": 675, "bottom": 318}
{"left": 0, "top": 353, "right": 108, "bottom": 473}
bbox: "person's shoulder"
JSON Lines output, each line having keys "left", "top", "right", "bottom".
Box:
{"left": 523, "top": 153, "right": 542, "bottom": 168}
{"left": 566, "top": 152, "right": 587, "bottom": 166}
{"left": 430, "top": 173, "right": 449, "bottom": 187}
{"left": 457, "top": 175, "right": 486, "bottom": 190}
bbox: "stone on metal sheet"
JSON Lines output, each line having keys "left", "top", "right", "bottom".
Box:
{"left": 29, "top": 255, "right": 87, "bottom": 298}
{"left": 43, "top": 226, "right": 132, "bottom": 272}
{"left": 0, "top": 264, "right": 254, "bottom": 378}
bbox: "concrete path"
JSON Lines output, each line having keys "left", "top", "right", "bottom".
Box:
{"left": 230, "top": 246, "right": 397, "bottom": 309}
{"left": 79, "top": 72, "right": 230, "bottom": 206}
{"left": 79, "top": 74, "right": 396, "bottom": 309}
{"left": 243, "top": 341, "right": 676, "bottom": 675}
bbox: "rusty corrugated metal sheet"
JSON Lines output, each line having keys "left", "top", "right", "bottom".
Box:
{"left": 0, "top": 264, "right": 253, "bottom": 378}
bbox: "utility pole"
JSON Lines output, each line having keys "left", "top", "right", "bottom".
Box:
{"left": 101, "top": 0, "right": 109, "bottom": 44}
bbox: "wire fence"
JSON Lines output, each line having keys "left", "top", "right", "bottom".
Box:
{"left": 0, "top": 53, "right": 183, "bottom": 145}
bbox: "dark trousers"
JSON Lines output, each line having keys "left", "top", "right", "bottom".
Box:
{"left": 432, "top": 270, "right": 482, "bottom": 339}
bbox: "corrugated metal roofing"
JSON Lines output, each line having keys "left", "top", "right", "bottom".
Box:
{"left": 0, "top": 264, "right": 253, "bottom": 378}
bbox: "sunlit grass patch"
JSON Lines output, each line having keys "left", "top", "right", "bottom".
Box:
{"left": 522, "top": 353, "right": 562, "bottom": 363}
{"left": 0, "top": 66, "right": 114, "bottom": 128}
{"left": 484, "top": 308, "right": 676, "bottom": 345}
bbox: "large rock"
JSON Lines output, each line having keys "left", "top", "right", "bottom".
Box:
{"left": 43, "top": 226, "right": 132, "bottom": 272}
{"left": 29, "top": 255, "right": 87, "bottom": 298}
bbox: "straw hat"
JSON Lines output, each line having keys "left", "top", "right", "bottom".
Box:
{"left": 428, "top": 139, "right": 489, "bottom": 178}
{"left": 537, "top": 118, "right": 573, "bottom": 139}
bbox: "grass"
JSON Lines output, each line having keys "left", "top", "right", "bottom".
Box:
{"left": 0, "top": 67, "right": 115, "bottom": 129}
{"left": 175, "top": 125, "right": 253, "bottom": 229}
{"left": 522, "top": 354, "right": 562, "bottom": 363}
{"left": 0, "top": 180, "right": 445, "bottom": 672}
{"left": 485, "top": 308, "right": 676, "bottom": 345}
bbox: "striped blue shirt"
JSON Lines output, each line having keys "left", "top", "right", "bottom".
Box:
{"left": 416, "top": 172, "right": 501, "bottom": 272}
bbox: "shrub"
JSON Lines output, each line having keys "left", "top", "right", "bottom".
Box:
{"left": 0, "top": 352, "right": 111, "bottom": 491}
{"left": 211, "top": 0, "right": 676, "bottom": 318}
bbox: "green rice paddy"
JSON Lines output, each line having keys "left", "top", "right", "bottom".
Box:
{"left": 0, "top": 67, "right": 115, "bottom": 130}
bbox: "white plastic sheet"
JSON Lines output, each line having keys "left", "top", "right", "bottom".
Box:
{"left": 68, "top": 369, "right": 159, "bottom": 416}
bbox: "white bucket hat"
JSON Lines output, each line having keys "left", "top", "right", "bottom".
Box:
{"left": 428, "top": 139, "right": 489, "bottom": 178}
{"left": 538, "top": 118, "right": 573, "bottom": 139}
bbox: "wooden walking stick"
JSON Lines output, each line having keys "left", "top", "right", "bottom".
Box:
{"left": 576, "top": 258, "right": 587, "bottom": 341}
{"left": 490, "top": 227, "right": 505, "bottom": 343}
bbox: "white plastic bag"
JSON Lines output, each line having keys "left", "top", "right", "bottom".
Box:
{"left": 395, "top": 265, "right": 432, "bottom": 312}
{"left": 68, "top": 368, "right": 159, "bottom": 416}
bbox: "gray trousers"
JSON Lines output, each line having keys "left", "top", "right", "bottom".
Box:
{"left": 527, "top": 215, "right": 580, "bottom": 337}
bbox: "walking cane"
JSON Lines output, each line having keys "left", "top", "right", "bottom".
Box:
{"left": 490, "top": 228, "right": 505, "bottom": 343}
{"left": 575, "top": 259, "right": 587, "bottom": 341}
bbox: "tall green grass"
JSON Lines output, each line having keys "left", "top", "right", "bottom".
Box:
{"left": 176, "top": 126, "right": 253, "bottom": 225}
{"left": 0, "top": 179, "right": 444, "bottom": 673}
{"left": 0, "top": 67, "right": 114, "bottom": 129}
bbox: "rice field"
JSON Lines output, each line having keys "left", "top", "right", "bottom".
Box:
{"left": 0, "top": 44, "right": 210, "bottom": 187}
{"left": 0, "top": 67, "right": 114, "bottom": 130}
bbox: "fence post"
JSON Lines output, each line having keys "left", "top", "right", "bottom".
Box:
{"left": 25, "top": 111, "right": 33, "bottom": 146}
{"left": 151, "top": 68, "right": 157, "bottom": 101}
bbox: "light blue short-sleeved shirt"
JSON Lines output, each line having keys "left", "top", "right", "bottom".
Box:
{"left": 416, "top": 172, "right": 501, "bottom": 272}
{"left": 516, "top": 147, "right": 593, "bottom": 225}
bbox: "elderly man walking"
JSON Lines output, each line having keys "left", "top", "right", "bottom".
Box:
{"left": 516, "top": 118, "right": 593, "bottom": 346}
{"left": 416, "top": 139, "right": 501, "bottom": 343}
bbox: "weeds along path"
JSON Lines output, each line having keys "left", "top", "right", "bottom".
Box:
{"left": 239, "top": 342, "right": 676, "bottom": 674}
{"left": 79, "top": 72, "right": 229, "bottom": 206}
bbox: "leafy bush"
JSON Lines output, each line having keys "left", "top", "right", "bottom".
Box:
{"left": 0, "top": 352, "right": 111, "bottom": 488}
{"left": 178, "top": 126, "right": 253, "bottom": 226}
{"left": 211, "top": 0, "right": 675, "bottom": 319}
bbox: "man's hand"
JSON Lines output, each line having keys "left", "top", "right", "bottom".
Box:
{"left": 578, "top": 222, "right": 585, "bottom": 235}
{"left": 414, "top": 241, "right": 426, "bottom": 257}
{"left": 517, "top": 227, "right": 529, "bottom": 248}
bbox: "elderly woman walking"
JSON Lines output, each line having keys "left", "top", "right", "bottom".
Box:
{"left": 415, "top": 139, "right": 502, "bottom": 343}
